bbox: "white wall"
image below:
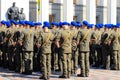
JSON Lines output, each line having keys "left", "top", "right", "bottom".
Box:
{"left": 54, "top": 0, "right": 63, "bottom": 3}
{"left": 0, "top": 0, "right": 1, "bottom": 20}
{"left": 0, "top": 0, "right": 29, "bottom": 21}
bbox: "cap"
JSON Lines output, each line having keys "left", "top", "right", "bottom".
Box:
{"left": 34, "top": 22, "right": 42, "bottom": 26}
{"left": 19, "top": 20, "right": 25, "bottom": 25}
{"left": 43, "top": 21, "right": 50, "bottom": 28}
{"left": 71, "top": 21, "right": 77, "bottom": 26}
{"left": 82, "top": 20, "right": 89, "bottom": 26}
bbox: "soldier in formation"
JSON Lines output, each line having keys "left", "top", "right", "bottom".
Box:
{"left": 0, "top": 20, "right": 120, "bottom": 80}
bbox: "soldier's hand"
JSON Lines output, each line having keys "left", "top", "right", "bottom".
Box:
{"left": 18, "top": 40, "right": 23, "bottom": 46}
{"left": 3, "top": 37, "right": 8, "bottom": 42}
{"left": 76, "top": 41, "right": 79, "bottom": 45}
{"left": 12, "top": 42, "right": 16, "bottom": 46}
{"left": 107, "top": 40, "right": 111, "bottom": 45}
{"left": 37, "top": 44, "right": 41, "bottom": 48}
{"left": 55, "top": 41, "right": 60, "bottom": 48}
{"left": 98, "top": 41, "right": 101, "bottom": 45}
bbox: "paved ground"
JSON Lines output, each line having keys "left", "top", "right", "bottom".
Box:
{"left": 0, "top": 67, "right": 120, "bottom": 80}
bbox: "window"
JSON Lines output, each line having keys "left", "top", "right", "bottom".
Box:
{"left": 73, "top": 0, "right": 77, "bottom": 4}
{"left": 73, "top": 16, "right": 77, "bottom": 21}
{"left": 50, "top": 0, "right": 54, "bottom": 3}
{"left": 49, "top": 14, "right": 55, "bottom": 23}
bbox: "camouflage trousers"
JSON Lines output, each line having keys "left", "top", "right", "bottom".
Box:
{"left": 41, "top": 53, "right": 51, "bottom": 78}
{"left": 61, "top": 53, "right": 71, "bottom": 77}
{"left": 23, "top": 51, "right": 33, "bottom": 73}
{"left": 79, "top": 52, "right": 90, "bottom": 76}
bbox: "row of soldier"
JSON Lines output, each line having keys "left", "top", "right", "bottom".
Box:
{"left": 0, "top": 20, "right": 120, "bottom": 80}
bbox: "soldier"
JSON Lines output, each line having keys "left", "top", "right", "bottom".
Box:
{"left": 14, "top": 20, "right": 25, "bottom": 72}
{"left": 55, "top": 22, "right": 73, "bottom": 78}
{"left": 50, "top": 22, "right": 59, "bottom": 71}
{"left": 101, "top": 24, "right": 112, "bottom": 69}
{"left": 33, "top": 22, "right": 42, "bottom": 72}
{"left": 7, "top": 20, "right": 18, "bottom": 70}
{"left": 18, "top": 21, "right": 36, "bottom": 75}
{"left": 54, "top": 22, "right": 63, "bottom": 72}
{"left": 77, "top": 21, "right": 92, "bottom": 77}
{"left": 76, "top": 21, "right": 82, "bottom": 30}
{"left": 109, "top": 24, "right": 120, "bottom": 70}
{"left": 2, "top": 21, "right": 11, "bottom": 68}
{"left": 0, "top": 21, "right": 6, "bottom": 66}
{"left": 70, "top": 21, "right": 78, "bottom": 74}
{"left": 38, "top": 22, "right": 54, "bottom": 80}
{"left": 90, "top": 24, "right": 103, "bottom": 67}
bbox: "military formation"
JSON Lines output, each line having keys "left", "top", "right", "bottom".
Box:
{"left": 0, "top": 20, "right": 120, "bottom": 80}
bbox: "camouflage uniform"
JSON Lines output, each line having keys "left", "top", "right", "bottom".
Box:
{"left": 109, "top": 30, "right": 120, "bottom": 70}
{"left": 71, "top": 28, "right": 78, "bottom": 74}
{"left": 19, "top": 28, "right": 36, "bottom": 74}
{"left": 56, "top": 28, "right": 73, "bottom": 78}
{"left": 37, "top": 30, "right": 54, "bottom": 79}
{"left": 77, "top": 28, "right": 92, "bottom": 77}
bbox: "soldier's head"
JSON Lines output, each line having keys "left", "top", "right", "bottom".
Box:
{"left": 62, "top": 22, "right": 70, "bottom": 30}
{"left": 34, "top": 22, "right": 42, "bottom": 29}
{"left": 70, "top": 21, "right": 77, "bottom": 30}
{"left": 24, "top": 21, "right": 31, "bottom": 29}
{"left": 51, "top": 22, "right": 58, "bottom": 29}
{"left": 5, "top": 21, "right": 11, "bottom": 28}
{"left": 82, "top": 20, "right": 89, "bottom": 29}
{"left": 13, "top": 2, "right": 16, "bottom": 7}
{"left": 113, "top": 24, "right": 119, "bottom": 31}
{"left": 104, "top": 24, "right": 112, "bottom": 31}
{"left": 43, "top": 21, "right": 50, "bottom": 32}
{"left": 0, "top": 20, "right": 6, "bottom": 27}
{"left": 76, "top": 21, "right": 82, "bottom": 30}
{"left": 58, "top": 22, "right": 63, "bottom": 29}
{"left": 18, "top": 20, "right": 25, "bottom": 28}
{"left": 30, "top": 22, "right": 35, "bottom": 29}
{"left": 10, "top": 20, "right": 18, "bottom": 28}
{"left": 87, "top": 24, "right": 94, "bottom": 30}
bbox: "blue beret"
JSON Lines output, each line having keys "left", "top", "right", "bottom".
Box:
{"left": 99, "top": 24, "right": 104, "bottom": 28}
{"left": 19, "top": 20, "right": 25, "bottom": 25}
{"left": 34, "top": 22, "right": 42, "bottom": 26}
{"left": 104, "top": 24, "right": 108, "bottom": 27}
{"left": 10, "top": 20, "right": 18, "bottom": 25}
{"left": 25, "top": 21, "right": 31, "bottom": 25}
{"left": 88, "top": 24, "right": 94, "bottom": 28}
{"left": 43, "top": 21, "right": 50, "bottom": 28}
{"left": 109, "top": 24, "right": 113, "bottom": 28}
{"left": 113, "top": 24, "right": 119, "bottom": 28}
{"left": 59, "top": 22, "right": 63, "bottom": 27}
{"left": 29, "top": 21, "right": 34, "bottom": 27}
{"left": 62, "top": 22, "right": 70, "bottom": 26}
{"left": 117, "top": 23, "right": 120, "bottom": 27}
{"left": 71, "top": 21, "right": 77, "bottom": 26}
{"left": 76, "top": 21, "right": 81, "bottom": 24}
{"left": 82, "top": 20, "right": 89, "bottom": 26}
{"left": 0, "top": 20, "right": 6, "bottom": 25}
{"left": 5, "top": 21, "right": 11, "bottom": 28}
{"left": 105, "top": 24, "right": 112, "bottom": 28}
{"left": 51, "top": 22, "right": 58, "bottom": 26}
{"left": 76, "top": 22, "right": 82, "bottom": 27}
{"left": 95, "top": 24, "right": 99, "bottom": 28}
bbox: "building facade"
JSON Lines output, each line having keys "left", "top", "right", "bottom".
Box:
{"left": 0, "top": 0, "right": 120, "bottom": 24}
{"left": 29, "top": 0, "right": 120, "bottom": 24}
